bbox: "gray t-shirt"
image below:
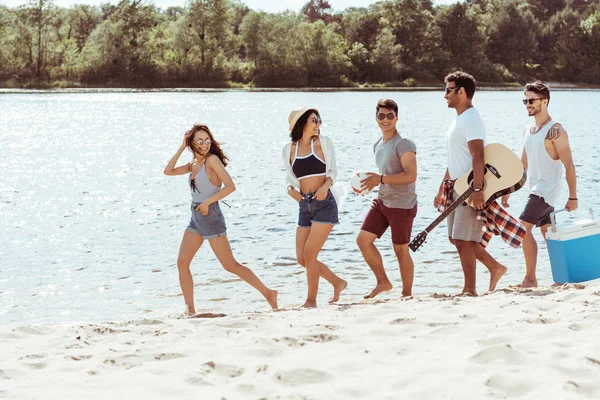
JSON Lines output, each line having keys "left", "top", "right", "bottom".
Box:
{"left": 374, "top": 133, "right": 417, "bottom": 209}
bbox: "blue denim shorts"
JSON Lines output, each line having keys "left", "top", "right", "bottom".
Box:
{"left": 298, "top": 189, "right": 339, "bottom": 227}
{"left": 186, "top": 202, "right": 227, "bottom": 239}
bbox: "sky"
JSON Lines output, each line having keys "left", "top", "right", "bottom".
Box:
{"left": 0, "top": 0, "right": 455, "bottom": 12}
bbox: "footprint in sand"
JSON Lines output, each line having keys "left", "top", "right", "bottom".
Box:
{"left": 66, "top": 355, "right": 92, "bottom": 361}
{"left": 470, "top": 344, "right": 526, "bottom": 365}
{"left": 301, "top": 334, "right": 338, "bottom": 343}
{"left": 23, "top": 362, "right": 47, "bottom": 370}
{"left": 274, "top": 368, "right": 332, "bottom": 387}
{"left": 274, "top": 334, "right": 338, "bottom": 348}
{"left": 154, "top": 353, "right": 185, "bottom": 361}
{"left": 22, "top": 353, "right": 45, "bottom": 360}
{"left": 564, "top": 380, "right": 599, "bottom": 397}
{"left": 186, "top": 361, "right": 244, "bottom": 386}
{"left": 485, "top": 374, "right": 534, "bottom": 397}
{"left": 273, "top": 337, "right": 305, "bottom": 348}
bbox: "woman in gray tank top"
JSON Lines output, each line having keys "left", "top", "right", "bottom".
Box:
{"left": 164, "top": 123, "right": 278, "bottom": 314}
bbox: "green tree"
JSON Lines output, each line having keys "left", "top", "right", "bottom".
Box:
{"left": 435, "top": 2, "right": 486, "bottom": 76}
{"left": 528, "top": 0, "right": 566, "bottom": 20}
{"left": 301, "top": 0, "right": 333, "bottom": 23}
{"left": 484, "top": 0, "right": 538, "bottom": 77}
{"left": 376, "top": 0, "right": 434, "bottom": 74}
{"left": 371, "top": 19, "right": 403, "bottom": 81}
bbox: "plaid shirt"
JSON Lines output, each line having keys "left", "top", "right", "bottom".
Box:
{"left": 439, "top": 179, "right": 525, "bottom": 248}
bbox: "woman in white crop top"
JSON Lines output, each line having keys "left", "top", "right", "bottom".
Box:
{"left": 164, "top": 123, "right": 278, "bottom": 314}
{"left": 282, "top": 106, "right": 347, "bottom": 308}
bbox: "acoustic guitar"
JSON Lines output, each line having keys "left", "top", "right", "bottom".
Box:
{"left": 409, "top": 143, "right": 526, "bottom": 252}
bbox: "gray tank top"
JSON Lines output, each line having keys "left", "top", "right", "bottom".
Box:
{"left": 189, "top": 164, "right": 220, "bottom": 203}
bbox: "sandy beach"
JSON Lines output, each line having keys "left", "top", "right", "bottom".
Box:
{"left": 2, "top": 282, "right": 600, "bottom": 400}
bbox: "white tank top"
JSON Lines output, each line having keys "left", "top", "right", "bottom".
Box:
{"left": 523, "top": 120, "right": 563, "bottom": 205}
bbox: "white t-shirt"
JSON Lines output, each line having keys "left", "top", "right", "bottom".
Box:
{"left": 446, "top": 107, "right": 486, "bottom": 179}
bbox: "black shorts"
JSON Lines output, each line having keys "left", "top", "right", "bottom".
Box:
{"left": 519, "top": 194, "right": 554, "bottom": 227}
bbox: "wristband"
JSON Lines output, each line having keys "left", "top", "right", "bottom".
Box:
{"left": 380, "top": 175, "right": 384, "bottom": 184}
{"left": 568, "top": 197, "right": 578, "bottom": 201}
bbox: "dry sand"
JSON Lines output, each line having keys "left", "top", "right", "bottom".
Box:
{"left": 2, "top": 283, "right": 600, "bottom": 399}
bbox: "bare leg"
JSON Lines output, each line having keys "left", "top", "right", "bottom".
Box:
{"left": 453, "top": 239, "right": 478, "bottom": 296}
{"left": 177, "top": 231, "right": 204, "bottom": 315}
{"left": 296, "top": 227, "right": 347, "bottom": 303}
{"left": 393, "top": 244, "right": 414, "bottom": 297}
{"left": 357, "top": 230, "right": 393, "bottom": 298}
{"left": 301, "top": 223, "right": 334, "bottom": 308}
{"left": 209, "top": 236, "right": 278, "bottom": 309}
{"left": 520, "top": 221, "right": 538, "bottom": 288}
{"left": 473, "top": 245, "right": 507, "bottom": 291}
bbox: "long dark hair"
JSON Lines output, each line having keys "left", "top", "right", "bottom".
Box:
{"left": 290, "top": 109, "right": 320, "bottom": 142}
{"left": 186, "top": 123, "right": 229, "bottom": 167}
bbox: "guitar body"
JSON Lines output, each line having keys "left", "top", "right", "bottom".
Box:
{"left": 409, "top": 143, "right": 526, "bottom": 252}
{"left": 454, "top": 143, "right": 527, "bottom": 210}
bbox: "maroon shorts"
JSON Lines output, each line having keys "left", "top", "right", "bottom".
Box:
{"left": 360, "top": 199, "right": 417, "bottom": 245}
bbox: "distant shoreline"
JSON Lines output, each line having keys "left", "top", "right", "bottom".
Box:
{"left": 2, "top": 84, "right": 600, "bottom": 94}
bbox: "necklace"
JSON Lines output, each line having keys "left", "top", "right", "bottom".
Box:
{"left": 530, "top": 116, "right": 551, "bottom": 134}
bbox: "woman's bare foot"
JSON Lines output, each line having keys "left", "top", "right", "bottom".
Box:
{"left": 489, "top": 265, "right": 508, "bottom": 291}
{"left": 329, "top": 279, "right": 348, "bottom": 303}
{"left": 364, "top": 281, "right": 393, "bottom": 299}
{"left": 266, "top": 289, "right": 279, "bottom": 310}
{"left": 301, "top": 301, "right": 318, "bottom": 308}
{"left": 458, "top": 290, "right": 477, "bottom": 297}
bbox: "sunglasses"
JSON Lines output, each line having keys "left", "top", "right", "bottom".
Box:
{"left": 310, "top": 118, "right": 322, "bottom": 124}
{"left": 377, "top": 112, "right": 396, "bottom": 121}
{"left": 445, "top": 86, "right": 460, "bottom": 94}
{"left": 195, "top": 139, "right": 212, "bottom": 146}
{"left": 522, "top": 98, "right": 546, "bottom": 105}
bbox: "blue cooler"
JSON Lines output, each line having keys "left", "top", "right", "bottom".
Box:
{"left": 546, "top": 209, "right": 600, "bottom": 283}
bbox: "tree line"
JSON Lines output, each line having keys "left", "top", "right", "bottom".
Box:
{"left": 1, "top": 0, "right": 599, "bottom": 88}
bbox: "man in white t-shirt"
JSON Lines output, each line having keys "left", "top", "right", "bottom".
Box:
{"left": 434, "top": 71, "right": 507, "bottom": 295}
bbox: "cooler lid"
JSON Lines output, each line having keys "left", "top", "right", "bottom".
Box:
{"left": 547, "top": 219, "right": 600, "bottom": 241}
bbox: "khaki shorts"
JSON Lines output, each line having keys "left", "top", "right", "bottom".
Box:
{"left": 447, "top": 190, "right": 482, "bottom": 242}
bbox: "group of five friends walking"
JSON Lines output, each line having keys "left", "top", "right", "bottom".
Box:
{"left": 164, "top": 70, "right": 578, "bottom": 314}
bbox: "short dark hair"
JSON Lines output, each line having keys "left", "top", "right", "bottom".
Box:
{"left": 444, "top": 71, "right": 476, "bottom": 99}
{"left": 376, "top": 99, "right": 398, "bottom": 115}
{"left": 290, "top": 109, "right": 320, "bottom": 142}
{"left": 524, "top": 81, "right": 550, "bottom": 104}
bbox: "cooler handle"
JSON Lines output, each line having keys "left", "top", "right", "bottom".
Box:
{"left": 550, "top": 208, "right": 594, "bottom": 232}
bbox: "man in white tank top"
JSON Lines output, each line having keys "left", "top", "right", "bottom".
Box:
{"left": 502, "top": 81, "right": 578, "bottom": 288}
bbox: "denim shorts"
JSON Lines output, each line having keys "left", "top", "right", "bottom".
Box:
{"left": 298, "top": 189, "right": 339, "bottom": 227}
{"left": 186, "top": 202, "right": 227, "bottom": 239}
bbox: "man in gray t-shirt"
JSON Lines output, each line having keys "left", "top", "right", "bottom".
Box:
{"left": 357, "top": 99, "right": 418, "bottom": 299}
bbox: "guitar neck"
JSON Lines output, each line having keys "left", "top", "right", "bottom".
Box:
{"left": 426, "top": 188, "right": 474, "bottom": 233}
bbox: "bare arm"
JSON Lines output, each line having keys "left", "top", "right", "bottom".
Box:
{"left": 551, "top": 125, "right": 577, "bottom": 211}
{"left": 164, "top": 131, "right": 192, "bottom": 176}
{"left": 467, "top": 139, "right": 485, "bottom": 210}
